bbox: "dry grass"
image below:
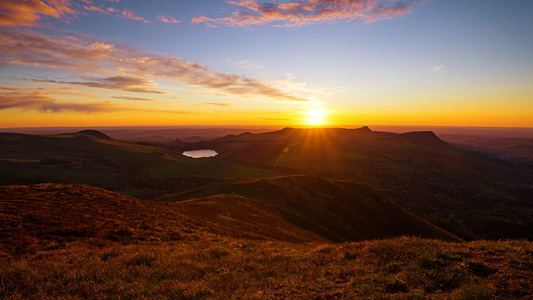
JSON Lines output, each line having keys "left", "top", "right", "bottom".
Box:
{"left": 1, "top": 183, "right": 532, "bottom": 299}
{"left": 1, "top": 237, "right": 532, "bottom": 299}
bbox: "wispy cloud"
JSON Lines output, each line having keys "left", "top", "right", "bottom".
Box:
{"left": 227, "top": 58, "right": 265, "bottom": 70}
{"left": 111, "top": 96, "right": 156, "bottom": 101}
{"left": 0, "top": 0, "right": 152, "bottom": 28}
{"left": 0, "top": 0, "right": 79, "bottom": 27}
{"left": 197, "top": 102, "right": 232, "bottom": 107}
{"left": 192, "top": 0, "right": 421, "bottom": 28}
{"left": 433, "top": 65, "right": 444, "bottom": 72}
{"left": 0, "top": 29, "right": 308, "bottom": 102}
{"left": 0, "top": 91, "right": 117, "bottom": 113}
{"left": 0, "top": 88, "right": 190, "bottom": 114}
{"left": 82, "top": 5, "right": 107, "bottom": 14}
{"left": 156, "top": 15, "right": 180, "bottom": 23}
{"left": 118, "top": 8, "right": 150, "bottom": 23}
{"left": 34, "top": 76, "right": 166, "bottom": 94}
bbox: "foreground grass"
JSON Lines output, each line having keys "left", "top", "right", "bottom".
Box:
{"left": 1, "top": 237, "right": 532, "bottom": 299}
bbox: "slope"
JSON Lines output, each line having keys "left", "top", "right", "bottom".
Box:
{"left": 0, "top": 183, "right": 325, "bottom": 254}
{"left": 155, "top": 175, "right": 459, "bottom": 242}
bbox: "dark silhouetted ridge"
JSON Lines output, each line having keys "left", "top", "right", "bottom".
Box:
{"left": 76, "top": 129, "right": 112, "bottom": 140}
{"left": 356, "top": 125, "right": 372, "bottom": 132}
{"left": 398, "top": 131, "right": 440, "bottom": 143}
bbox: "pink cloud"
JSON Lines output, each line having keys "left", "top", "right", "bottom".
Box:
{"left": 0, "top": 0, "right": 79, "bottom": 27}
{"left": 1, "top": 29, "right": 307, "bottom": 102}
{"left": 118, "top": 8, "right": 150, "bottom": 23}
{"left": 34, "top": 76, "right": 167, "bottom": 94}
{"left": 156, "top": 15, "right": 180, "bottom": 24}
{"left": 0, "top": 0, "right": 153, "bottom": 27}
{"left": 0, "top": 90, "right": 117, "bottom": 113}
{"left": 82, "top": 5, "right": 108, "bottom": 14}
{"left": 192, "top": 0, "right": 421, "bottom": 28}
{"left": 0, "top": 87, "right": 190, "bottom": 114}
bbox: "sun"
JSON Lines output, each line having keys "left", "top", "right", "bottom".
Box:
{"left": 305, "top": 107, "right": 327, "bottom": 126}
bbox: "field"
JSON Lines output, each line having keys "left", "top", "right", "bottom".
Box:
{"left": 2, "top": 237, "right": 533, "bottom": 299}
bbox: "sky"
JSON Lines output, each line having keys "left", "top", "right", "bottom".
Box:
{"left": 0, "top": 0, "right": 532, "bottom": 128}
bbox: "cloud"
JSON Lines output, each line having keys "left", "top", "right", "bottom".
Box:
{"left": 228, "top": 58, "right": 265, "bottom": 70}
{"left": 0, "top": 0, "right": 79, "bottom": 27}
{"left": 118, "top": 8, "right": 150, "bottom": 23}
{"left": 0, "top": 89, "right": 190, "bottom": 114}
{"left": 82, "top": 5, "right": 107, "bottom": 14}
{"left": 433, "top": 65, "right": 444, "bottom": 72}
{"left": 156, "top": 15, "right": 180, "bottom": 23}
{"left": 197, "top": 102, "right": 232, "bottom": 107}
{"left": 257, "top": 117, "right": 290, "bottom": 121}
{"left": 34, "top": 76, "right": 167, "bottom": 94}
{"left": 1, "top": 29, "right": 307, "bottom": 102}
{"left": 191, "top": 16, "right": 219, "bottom": 28}
{"left": 0, "top": 91, "right": 117, "bottom": 113}
{"left": 192, "top": 0, "right": 421, "bottom": 28}
{"left": 0, "top": 0, "right": 153, "bottom": 27}
{"left": 111, "top": 96, "right": 156, "bottom": 101}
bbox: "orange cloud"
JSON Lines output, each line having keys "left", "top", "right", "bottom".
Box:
{"left": 156, "top": 15, "right": 180, "bottom": 23}
{"left": 192, "top": 0, "right": 420, "bottom": 27}
{"left": 111, "top": 96, "right": 156, "bottom": 101}
{"left": 197, "top": 103, "right": 232, "bottom": 107}
{"left": 34, "top": 76, "right": 167, "bottom": 94}
{"left": 0, "top": 90, "right": 116, "bottom": 113}
{"left": 82, "top": 5, "right": 108, "bottom": 14}
{"left": 1, "top": 29, "right": 307, "bottom": 102}
{"left": 0, "top": 88, "right": 190, "bottom": 114}
{"left": 0, "top": 0, "right": 78, "bottom": 27}
{"left": 118, "top": 8, "right": 149, "bottom": 23}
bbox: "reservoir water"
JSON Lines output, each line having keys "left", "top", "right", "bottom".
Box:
{"left": 182, "top": 149, "right": 218, "bottom": 158}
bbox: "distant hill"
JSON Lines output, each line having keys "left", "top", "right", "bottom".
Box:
{"left": 1, "top": 127, "right": 532, "bottom": 241}
{"left": 76, "top": 129, "right": 112, "bottom": 140}
{"left": 185, "top": 127, "right": 533, "bottom": 240}
{"left": 0, "top": 131, "right": 278, "bottom": 197}
{"left": 156, "top": 175, "right": 459, "bottom": 242}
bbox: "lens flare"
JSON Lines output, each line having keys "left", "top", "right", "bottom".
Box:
{"left": 305, "top": 107, "right": 327, "bottom": 126}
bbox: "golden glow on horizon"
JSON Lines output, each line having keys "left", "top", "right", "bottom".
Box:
{"left": 304, "top": 107, "right": 328, "bottom": 126}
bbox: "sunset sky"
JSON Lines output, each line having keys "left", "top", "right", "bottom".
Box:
{"left": 1, "top": 0, "right": 532, "bottom": 128}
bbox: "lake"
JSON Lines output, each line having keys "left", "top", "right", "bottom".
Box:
{"left": 182, "top": 149, "right": 218, "bottom": 158}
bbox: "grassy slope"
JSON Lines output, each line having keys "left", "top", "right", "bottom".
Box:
{"left": 156, "top": 175, "right": 459, "bottom": 242}
{"left": 0, "top": 184, "right": 532, "bottom": 299}
{"left": 0, "top": 184, "right": 323, "bottom": 254}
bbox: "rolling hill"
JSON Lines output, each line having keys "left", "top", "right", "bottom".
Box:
{"left": 1, "top": 127, "right": 532, "bottom": 241}
{"left": 0, "top": 130, "right": 278, "bottom": 198}
{"left": 184, "top": 127, "right": 533, "bottom": 240}
{"left": 0, "top": 180, "right": 457, "bottom": 256}
{"left": 1, "top": 183, "right": 532, "bottom": 299}
{"left": 156, "top": 175, "right": 458, "bottom": 242}
{"left": 0, "top": 183, "right": 337, "bottom": 253}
